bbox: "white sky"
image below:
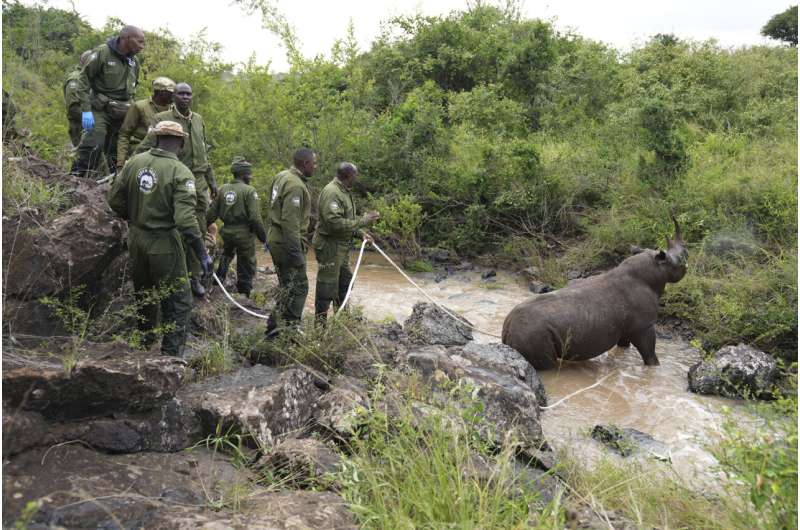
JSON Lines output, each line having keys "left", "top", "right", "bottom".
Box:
{"left": 26, "top": 0, "right": 794, "bottom": 71}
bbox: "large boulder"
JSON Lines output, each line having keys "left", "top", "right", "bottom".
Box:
{"left": 2, "top": 351, "right": 187, "bottom": 420}
{"left": 591, "top": 424, "right": 670, "bottom": 461}
{"left": 406, "top": 345, "right": 546, "bottom": 455}
{"left": 459, "top": 342, "right": 547, "bottom": 405}
{"left": 688, "top": 344, "right": 780, "bottom": 400}
{"left": 404, "top": 302, "right": 473, "bottom": 346}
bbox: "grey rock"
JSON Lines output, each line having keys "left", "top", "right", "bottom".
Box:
{"left": 254, "top": 438, "right": 343, "bottom": 489}
{"left": 591, "top": 424, "right": 670, "bottom": 460}
{"left": 528, "top": 281, "right": 554, "bottom": 294}
{"left": 688, "top": 343, "right": 779, "bottom": 400}
{"left": 312, "top": 377, "right": 370, "bottom": 441}
{"left": 460, "top": 342, "right": 547, "bottom": 406}
{"left": 404, "top": 302, "right": 473, "bottom": 346}
{"left": 406, "top": 345, "right": 546, "bottom": 454}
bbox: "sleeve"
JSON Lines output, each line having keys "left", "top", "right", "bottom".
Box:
{"left": 320, "top": 192, "right": 364, "bottom": 235}
{"left": 135, "top": 129, "right": 156, "bottom": 155}
{"left": 108, "top": 163, "right": 132, "bottom": 219}
{"left": 246, "top": 189, "right": 268, "bottom": 243}
{"left": 78, "top": 51, "right": 101, "bottom": 112}
{"left": 173, "top": 169, "right": 202, "bottom": 241}
{"left": 280, "top": 184, "right": 305, "bottom": 258}
{"left": 205, "top": 192, "right": 221, "bottom": 227}
{"left": 116, "top": 104, "right": 140, "bottom": 168}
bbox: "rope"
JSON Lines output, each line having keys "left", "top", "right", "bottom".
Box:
{"left": 211, "top": 272, "right": 270, "bottom": 319}
{"left": 336, "top": 238, "right": 367, "bottom": 315}
{"left": 369, "top": 241, "right": 502, "bottom": 339}
{"left": 539, "top": 371, "right": 615, "bottom": 410}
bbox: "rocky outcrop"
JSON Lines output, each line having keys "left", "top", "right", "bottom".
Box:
{"left": 404, "top": 302, "right": 473, "bottom": 346}
{"left": 688, "top": 343, "right": 780, "bottom": 400}
{"left": 2, "top": 155, "right": 127, "bottom": 340}
{"left": 254, "top": 438, "right": 343, "bottom": 489}
{"left": 2, "top": 443, "right": 356, "bottom": 530}
{"left": 406, "top": 344, "right": 546, "bottom": 455}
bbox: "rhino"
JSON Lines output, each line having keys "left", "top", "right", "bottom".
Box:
{"left": 502, "top": 217, "right": 688, "bottom": 370}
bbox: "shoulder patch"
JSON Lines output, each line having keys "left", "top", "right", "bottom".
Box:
{"left": 252, "top": 191, "right": 259, "bottom": 200}
{"left": 137, "top": 168, "right": 157, "bottom": 194}
{"left": 330, "top": 200, "right": 339, "bottom": 211}
{"left": 224, "top": 190, "right": 237, "bottom": 205}
{"left": 185, "top": 179, "right": 196, "bottom": 192}
{"left": 291, "top": 196, "right": 301, "bottom": 207}
{"left": 270, "top": 186, "right": 278, "bottom": 204}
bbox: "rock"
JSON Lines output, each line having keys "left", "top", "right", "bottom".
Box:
{"left": 422, "top": 246, "right": 455, "bottom": 263}
{"left": 591, "top": 425, "right": 670, "bottom": 460}
{"left": 688, "top": 343, "right": 779, "bottom": 400}
{"left": 481, "top": 269, "right": 497, "bottom": 279}
{"left": 177, "top": 365, "right": 323, "bottom": 449}
{"left": 3, "top": 444, "right": 245, "bottom": 528}
{"left": 528, "top": 281, "right": 554, "bottom": 294}
{"left": 254, "top": 438, "right": 343, "bottom": 489}
{"left": 522, "top": 266, "right": 541, "bottom": 280}
{"left": 404, "top": 302, "right": 473, "bottom": 346}
{"left": 312, "top": 377, "right": 370, "bottom": 441}
{"left": 460, "top": 342, "right": 547, "bottom": 406}
{"left": 566, "top": 270, "right": 582, "bottom": 281}
{"left": 2, "top": 353, "right": 187, "bottom": 420}
{"left": 406, "top": 345, "right": 546, "bottom": 454}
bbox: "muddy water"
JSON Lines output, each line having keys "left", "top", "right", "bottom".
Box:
{"left": 259, "top": 250, "right": 741, "bottom": 481}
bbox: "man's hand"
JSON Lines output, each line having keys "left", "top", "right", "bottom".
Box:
{"left": 82, "top": 111, "right": 95, "bottom": 130}
{"left": 209, "top": 182, "right": 218, "bottom": 199}
{"left": 362, "top": 211, "right": 380, "bottom": 225}
{"left": 362, "top": 231, "right": 375, "bottom": 244}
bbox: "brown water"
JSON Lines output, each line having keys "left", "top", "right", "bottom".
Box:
{"left": 258, "top": 250, "right": 743, "bottom": 481}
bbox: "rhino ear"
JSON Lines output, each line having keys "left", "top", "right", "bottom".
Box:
{"left": 655, "top": 250, "right": 667, "bottom": 261}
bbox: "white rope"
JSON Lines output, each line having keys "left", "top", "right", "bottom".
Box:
{"left": 539, "top": 371, "right": 615, "bottom": 410}
{"left": 336, "top": 238, "right": 367, "bottom": 315}
{"left": 211, "top": 272, "right": 270, "bottom": 319}
{"left": 369, "top": 241, "right": 502, "bottom": 339}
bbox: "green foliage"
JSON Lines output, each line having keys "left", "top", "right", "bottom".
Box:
{"left": 762, "top": 6, "right": 798, "bottom": 46}
{"left": 371, "top": 194, "right": 423, "bottom": 261}
{"left": 712, "top": 384, "right": 798, "bottom": 529}
{"left": 2, "top": 158, "right": 68, "bottom": 220}
{"left": 339, "top": 377, "right": 562, "bottom": 529}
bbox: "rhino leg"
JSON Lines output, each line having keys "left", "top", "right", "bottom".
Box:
{"left": 630, "top": 326, "right": 659, "bottom": 366}
{"left": 617, "top": 337, "right": 631, "bottom": 348}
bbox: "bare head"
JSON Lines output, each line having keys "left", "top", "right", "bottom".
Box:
{"left": 293, "top": 148, "right": 317, "bottom": 178}
{"left": 118, "top": 25, "right": 145, "bottom": 56}
{"left": 336, "top": 162, "right": 358, "bottom": 187}
{"left": 174, "top": 83, "right": 193, "bottom": 114}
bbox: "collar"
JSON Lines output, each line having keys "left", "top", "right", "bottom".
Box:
{"left": 290, "top": 166, "right": 307, "bottom": 182}
{"left": 333, "top": 178, "right": 351, "bottom": 193}
{"left": 149, "top": 147, "right": 179, "bottom": 160}
{"left": 106, "top": 37, "right": 136, "bottom": 65}
{"left": 150, "top": 99, "right": 170, "bottom": 112}
{"left": 172, "top": 105, "right": 192, "bottom": 120}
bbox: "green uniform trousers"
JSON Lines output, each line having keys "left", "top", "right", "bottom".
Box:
{"left": 129, "top": 226, "right": 193, "bottom": 356}
{"left": 185, "top": 174, "right": 209, "bottom": 281}
{"left": 67, "top": 103, "right": 82, "bottom": 148}
{"left": 313, "top": 238, "right": 352, "bottom": 319}
{"left": 70, "top": 108, "right": 122, "bottom": 177}
{"left": 217, "top": 225, "right": 257, "bottom": 296}
{"left": 268, "top": 239, "right": 308, "bottom": 326}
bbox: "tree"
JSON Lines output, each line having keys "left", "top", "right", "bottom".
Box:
{"left": 761, "top": 6, "right": 798, "bottom": 46}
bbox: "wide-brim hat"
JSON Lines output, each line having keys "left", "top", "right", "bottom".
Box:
{"left": 152, "top": 120, "right": 187, "bottom": 137}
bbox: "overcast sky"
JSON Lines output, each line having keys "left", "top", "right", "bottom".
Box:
{"left": 30, "top": 0, "right": 794, "bottom": 71}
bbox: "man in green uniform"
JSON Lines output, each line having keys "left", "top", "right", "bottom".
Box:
{"left": 70, "top": 25, "right": 145, "bottom": 177}
{"left": 206, "top": 156, "right": 267, "bottom": 297}
{"left": 108, "top": 120, "right": 212, "bottom": 357}
{"left": 265, "top": 148, "right": 316, "bottom": 336}
{"left": 116, "top": 76, "right": 175, "bottom": 170}
{"left": 136, "top": 82, "right": 217, "bottom": 297}
{"left": 63, "top": 50, "right": 93, "bottom": 147}
{"left": 313, "top": 162, "right": 380, "bottom": 323}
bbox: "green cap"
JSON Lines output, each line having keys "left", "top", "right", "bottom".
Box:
{"left": 231, "top": 156, "right": 252, "bottom": 175}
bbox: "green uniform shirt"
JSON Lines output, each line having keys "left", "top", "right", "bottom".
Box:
{"left": 108, "top": 147, "right": 201, "bottom": 240}
{"left": 136, "top": 106, "right": 210, "bottom": 174}
{"left": 314, "top": 178, "right": 366, "bottom": 242}
{"left": 78, "top": 39, "right": 140, "bottom": 112}
{"left": 267, "top": 167, "right": 311, "bottom": 253}
{"left": 117, "top": 98, "right": 171, "bottom": 167}
{"left": 63, "top": 68, "right": 82, "bottom": 108}
{"left": 207, "top": 179, "right": 267, "bottom": 242}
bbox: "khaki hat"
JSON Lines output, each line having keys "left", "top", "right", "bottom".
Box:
{"left": 152, "top": 76, "right": 176, "bottom": 92}
{"left": 152, "top": 120, "right": 187, "bottom": 137}
{"left": 231, "top": 155, "right": 253, "bottom": 175}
